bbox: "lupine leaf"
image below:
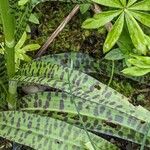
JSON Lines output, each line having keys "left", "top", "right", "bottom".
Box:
{"left": 129, "top": 10, "right": 150, "bottom": 28}
{"left": 125, "top": 11, "right": 147, "bottom": 55}
{"left": 127, "top": 0, "right": 138, "bottom": 7}
{"left": 129, "top": 0, "right": 150, "bottom": 11}
{"left": 90, "top": 0, "right": 123, "bottom": 8}
{"left": 103, "top": 12, "right": 124, "bottom": 53}
{"left": 0, "top": 111, "right": 118, "bottom": 150}
{"left": 82, "top": 10, "right": 121, "bottom": 29}
{"left": 122, "top": 67, "right": 150, "bottom": 76}
{"left": 20, "top": 91, "right": 150, "bottom": 147}
{"left": 119, "top": 0, "right": 126, "bottom": 6}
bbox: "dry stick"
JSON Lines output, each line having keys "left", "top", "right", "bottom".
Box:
{"left": 35, "top": 5, "right": 80, "bottom": 58}
{"left": 92, "top": 4, "right": 113, "bottom": 32}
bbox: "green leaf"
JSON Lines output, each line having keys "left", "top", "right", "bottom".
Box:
{"left": 15, "top": 32, "right": 27, "bottom": 50}
{"left": 29, "top": 13, "right": 40, "bottom": 24}
{"left": 0, "top": 111, "right": 117, "bottom": 150}
{"left": 103, "top": 12, "right": 124, "bottom": 53}
{"left": 128, "top": 58, "right": 150, "bottom": 69}
{"left": 119, "top": 0, "right": 126, "bottom": 6}
{"left": 129, "top": 10, "right": 150, "bottom": 28}
{"left": 131, "top": 55, "right": 150, "bottom": 65}
{"left": 82, "top": 10, "right": 121, "bottom": 29}
{"left": 80, "top": 4, "right": 91, "bottom": 14}
{"left": 129, "top": 0, "right": 150, "bottom": 11}
{"left": 20, "top": 91, "right": 150, "bottom": 147}
{"left": 18, "top": 0, "right": 29, "bottom": 5}
{"left": 125, "top": 11, "right": 147, "bottom": 55}
{"left": 122, "top": 67, "right": 150, "bottom": 76}
{"left": 105, "top": 48, "right": 125, "bottom": 60}
{"left": 22, "top": 44, "right": 40, "bottom": 51}
{"left": 145, "top": 35, "right": 150, "bottom": 50}
{"left": 91, "top": 0, "right": 123, "bottom": 8}
{"left": 127, "top": 0, "right": 138, "bottom": 7}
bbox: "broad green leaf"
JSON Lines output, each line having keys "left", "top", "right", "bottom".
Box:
{"left": 129, "top": 10, "right": 150, "bottom": 28}
{"left": 129, "top": 0, "right": 150, "bottom": 11}
{"left": 125, "top": 11, "right": 147, "bottom": 55}
{"left": 122, "top": 67, "right": 150, "bottom": 76}
{"left": 13, "top": 61, "right": 150, "bottom": 121}
{"left": 80, "top": 4, "right": 91, "bottom": 14}
{"left": 15, "top": 32, "right": 27, "bottom": 50}
{"left": 128, "top": 58, "right": 150, "bottom": 68}
{"left": 103, "top": 12, "right": 124, "bottom": 53}
{"left": 0, "top": 111, "right": 118, "bottom": 150}
{"left": 131, "top": 55, "right": 150, "bottom": 65}
{"left": 82, "top": 10, "right": 121, "bottom": 29}
{"left": 22, "top": 44, "right": 40, "bottom": 51}
{"left": 127, "top": 0, "right": 138, "bottom": 7}
{"left": 119, "top": 0, "right": 126, "bottom": 6}
{"left": 105, "top": 48, "right": 124, "bottom": 60}
{"left": 18, "top": 0, "right": 29, "bottom": 5}
{"left": 29, "top": 13, "right": 40, "bottom": 24}
{"left": 91, "top": 0, "right": 123, "bottom": 8}
{"left": 20, "top": 91, "right": 150, "bottom": 147}
{"left": 117, "top": 25, "right": 134, "bottom": 54}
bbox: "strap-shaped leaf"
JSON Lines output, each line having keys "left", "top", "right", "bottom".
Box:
{"left": 82, "top": 10, "right": 121, "bottom": 29}
{"left": 0, "top": 111, "right": 118, "bottom": 150}
{"left": 0, "top": 55, "right": 8, "bottom": 109}
{"left": 127, "top": 0, "right": 138, "bottom": 7}
{"left": 103, "top": 12, "right": 124, "bottom": 53}
{"left": 20, "top": 91, "right": 150, "bottom": 147}
{"left": 90, "top": 0, "right": 122, "bottom": 8}
{"left": 129, "top": 10, "right": 150, "bottom": 28}
{"left": 13, "top": 61, "right": 150, "bottom": 123}
{"left": 125, "top": 11, "right": 147, "bottom": 55}
{"left": 129, "top": 0, "right": 150, "bottom": 11}
{"left": 35, "top": 52, "right": 150, "bottom": 85}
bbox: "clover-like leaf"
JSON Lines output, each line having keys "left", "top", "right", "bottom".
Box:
{"left": 103, "top": 12, "right": 124, "bottom": 53}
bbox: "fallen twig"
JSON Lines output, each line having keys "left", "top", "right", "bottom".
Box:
{"left": 35, "top": 5, "right": 80, "bottom": 58}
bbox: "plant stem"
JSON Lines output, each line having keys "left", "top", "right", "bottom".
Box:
{"left": 0, "top": 0, "right": 16, "bottom": 107}
{"left": 0, "top": 0, "right": 15, "bottom": 78}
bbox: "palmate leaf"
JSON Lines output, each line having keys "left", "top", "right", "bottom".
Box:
{"left": 103, "top": 12, "right": 124, "bottom": 53}
{"left": 119, "top": 0, "right": 126, "bottom": 6}
{"left": 20, "top": 91, "right": 150, "bottom": 147}
{"left": 0, "top": 55, "right": 8, "bottom": 109}
{"left": 90, "top": 0, "right": 122, "bottom": 8}
{"left": 127, "top": 0, "right": 138, "bottom": 7}
{"left": 129, "top": 10, "right": 150, "bottom": 28}
{"left": 35, "top": 52, "right": 150, "bottom": 85}
{"left": 82, "top": 10, "right": 121, "bottom": 29}
{"left": 125, "top": 11, "right": 148, "bottom": 55}
{"left": 129, "top": 0, "right": 150, "bottom": 11}
{"left": 122, "top": 67, "right": 150, "bottom": 76}
{"left": 0, "top": 111, "right": 118, "bottom": 150}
